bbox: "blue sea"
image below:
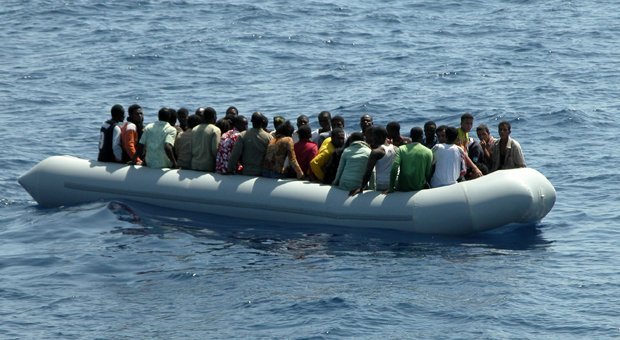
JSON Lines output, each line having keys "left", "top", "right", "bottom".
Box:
{"left": 1, "top": 0, "right": 619, "bottom": 338}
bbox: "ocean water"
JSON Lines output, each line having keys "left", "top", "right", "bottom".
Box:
{"left": 1, "top": 0, "right": 619, "bottom": 338}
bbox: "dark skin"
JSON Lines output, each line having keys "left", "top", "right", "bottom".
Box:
{"left": 349, "top": 132, "right": 385, "bottom": 196}
{"left": 132, "top": 143, "right": 178, "bottom": 169}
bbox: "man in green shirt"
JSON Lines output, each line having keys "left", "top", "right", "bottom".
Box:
{"left": 386, "top": 127, "right": 433, "bottom": 193}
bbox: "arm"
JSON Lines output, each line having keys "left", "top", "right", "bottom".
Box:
{"left": 227, "top": 136, "right": 243, "bottom": 174}
{"left": 462, "top": 150, "right": 482, "bottom": 178}
{"left": 132, "top": 143, "right": 144, "bottom": 165}
{"left": 332, "top": 151, "right": 346, "bottom": 187}
{"left": 309, "top": 148, "right": 329, "bottom": 182}
{"left": 512, "top": 140, "right": 526, "bottom": 168}
{"left": 112, "top": 125, "right": 123, "bottom": 162}
{"left": 125, "top": 129, "right": 142, "bottom": 164}
{"left": 386, "top": 148, "right": 402, "bottom": 194}
{"left": 351, "top": 148, "right": 384, "bottom": 196}
{"left": 165, "top": 143, "right": 178, "bottom": 168}
{"left": 211, "top": 127, "right": 221, "bottom": 158}
{"left": 287, "top": 139, "right": 304, "bottom": 179}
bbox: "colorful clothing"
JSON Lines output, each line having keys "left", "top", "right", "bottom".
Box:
{"left": 98, "top": 119, "right": 123, "bottom": 162}
{"left": 333, "top": 141, "right": 371, "bottom": 191}
{"left": 191, "top": 123, "right": 221, "bottom": 172}
{"left": 263, "top": 136, "right": 303, "bottom": 178}
{"left": 309, "top": 137, "right": 336, "bottom": 182}
{"left": 139, "top": 121, "right": 177, "bottom": 169}
{"left": 294, "top": 139, "right": 318, "bottom": 175}
{"left": 216, "top": 128, "right": 241, "bottom": 174}
{"left": 174, "top": 129, "right": 192, "bottom": 169}
{"left": 228, "top": 128, "right": 273, "bottom": 176}
{"left": 121, "top": 121, "right": 141, "bottom": 163}
{"left": 389, "top": 143, "right": 433, "bottom": 192}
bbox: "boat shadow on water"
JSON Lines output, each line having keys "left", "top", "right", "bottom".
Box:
{"left": 106, "top": 200, "right": 553, "bottom": 258}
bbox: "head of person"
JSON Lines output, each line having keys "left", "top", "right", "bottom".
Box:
{"left": 445, "top": 126, "right": 458, "bottom": 144}
{"left": 111, "top": 104, "right": 125, "bottom": 123}
{"left": 216, "top": 118, "right": 231, "bottom": 134}
{"left": 158, "top": 107, "right": 173, "bottom": 122}
{"left": 177, "top": 107, "right": 189, "bottom": 130}
{"left": 359, "top": 114, "right": 373, "bottom": 133}
{"left": 386, "top": 121, "right": 401, "bottom": 139}
{"left": 195, "top": 107, "right": 206, "bottom": 121}
{"left": 297, "top": 125, "right": 312, "bottom": 140}
{"left": 410, "top": 127, "right": 424, "bottom": 143}
{"left": 424, "top": 120, "right": 436, "bottom": 140}
{"left": 233, "top": 115, "right": 248, "bottom": 132}
{"left": 476, "top": 124, "right": 491, "bottom": 142}
{"left": 261, "top": 114, "right": 269, "bottom": 129}
{"left": 296, "top": 114, "right": 309, "bottom": 129}
{"left": 167, "top": 108, "right": 178, "bottom": 127}
{"left": 318, "top": 111, "right": 332, "bottom": 130}
{"left": 275, "top": 120, "right": 295, "bottom": 137}
{"left": 127, "top": 104, "right": 143, "bottom": 125}
{"left": 330, "top": 128, "right": 346, "bottom": 148}
{"left": 273, "top": 115, "right": 285, "bottom": 131}
{"left": 460, "top": 112, "right": 474, "bottom": 132}
{"left": 436, "top": 125, "right": 448, "bottom": 143}
{"left": 226, "top": 106, "right": 239, "bottom": 119}
{"left": 250, "top": 112, "right": 264, "bottom": 129}
{"left": 204, "top": 107, "right": 217, "bottom": 124}
{"left": 498, "top": 121, "right": 511, "bottom": 140}
{"left": 331, "top": 115, "right": 345, "bottom": 130}
{"left": 187, "top": 114, "right": 202, "bottom": 130}
{"left": 370, "top": 126, "right": 388, "bottom": 148}
{"left": 346, "top": 131, "right": 365, "bottom": 148}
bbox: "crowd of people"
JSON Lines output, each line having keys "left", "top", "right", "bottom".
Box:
{"left": 98, "top": 104, "right": 526, "bottom": 195}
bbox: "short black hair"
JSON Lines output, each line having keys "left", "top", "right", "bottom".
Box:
{"left": 446, "top": 126, "right": 458, "bottom": 143}
{"left": 276, "top": 120, "right": 295, "bottom": 137}
{"left": 111, "top": 104, "right": 125, "bottom": 120}
{"left": 410, "top": 127, "right": 424, "bottom": 141}
{"left": 298, "top": 125, "right": 312, "bottom": 140}
{"left": 460, "top": 112, "right": 474, "bottom": 122}
{"left": 187, "top": 114, "right": 202, "bottom": 129}
{"left": 127, "top": 104, "right": 141, "bottom": 115}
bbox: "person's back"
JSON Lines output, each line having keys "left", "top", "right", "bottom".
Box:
{"left": 263, "top": 121, "right": 304, "bottom": 179}
{"left": 431, "top": 127, "right": 464, "bottom": 188}
{"left": 216, "top": 115, "right": 247, "bottom": 174}
{"left": 98, "top": 104, "right": 125, "bottom": 163}
{"left": 333, "top": 133, "right": 371, "bottom": 191}
{"left": 136, "top": 107, "right": 178, "bottom": 169}
{"left": 293, "top": 125, "right": 318, "bottom": 176}
{"left": 309, "top": 128, "right": 345, "bottom": 182}
{"left": 191, "top": 107, "right": 221, "bottom": 172}
{"left": 388, "top": 127, "right": 433, "bottom": 192}
{"left": 175, "top": 114, "right": 201, "bottom": 169}
{"left": 228, "top": 112, "right": 273, "bottom": 176}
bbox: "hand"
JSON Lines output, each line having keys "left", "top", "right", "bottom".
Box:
{"left": 349, "top": 188, "right": 363, "bottom": 196}
{"left": 382, "top": 189, "right": 393, "bottom": 195}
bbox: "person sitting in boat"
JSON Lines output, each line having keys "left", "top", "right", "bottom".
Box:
{"left": 349, "top": 126, "right": 395, "bottom": 195}
{"left": 465, "top": 137, "right": 488, "bottom": 179}
{"left": 456, "top": 112, "right": 474, "bottom": 152}
{"left": 423, "top": 120, "right": 437, "bottom": 149}
{"left": 270, "top": 115, "right": 286, "bottom": 137}
{"left": 227, "top": 112, "right": 273, "bottom": 176}
{"left": 262, "top": 121, "right": 304, "bottom": 179}
{"left": 332, "top": 132, "right": 371, "bottom": 192}
{"left": 293, "top": 125, "right": 318, "bottom": 177}
{"left": 177, "top": 107, "right": 189, "bottom": 132}
{"left": 322, "top": 132, "right": 353, "bottom": 185}
{"left": 191, "top": 107, "right": 221, "bottom": 172}
{"left": 120, "top": 104, "right": 144, "bottom": 165}
{"left": 312, "top": 111, "right": 332, "bottom": 145}
{"left": 308, "top": 128, "right": 345, "bottom": 182}
{"left": 385, "top": 127, "right": 433, "bottom": 193}
{"left": 292, "top": 114, "right": 309, "bottom": 143}
{"left": 98, "top": 104, "right": 125, "bottom": 163}
{"left": 174, "top": 114, "right": 201, "bottom": 169}
{"left": 476, "top": 123, "right": 495, "bottom": 172}
{"left": 491, "top": 121, "right": 526, "bottom": 171}
{"left": 132, "top": 107, "right": 178, "bottom": 169}
{"left": 316, "top": 115, "right": 346, "bottom": 147}
{"left": 359, "top": 114, "right": 373, "bottom": 134}
{"left": 216, "top": 115, "right": 247, "bottom": 174}
{"left": 431, "top": 127, "right": 482, "bottom": 188}
{"left": 386, "top": 121, "right": 411, "bottom": 147}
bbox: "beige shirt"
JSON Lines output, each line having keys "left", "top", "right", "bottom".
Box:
{"left": 191, "top": 123, "right": 221, "bottom": 172}
{"left": 228, "top": 128, "right": 273, "bottom": 176}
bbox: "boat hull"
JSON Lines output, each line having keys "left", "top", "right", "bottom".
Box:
{"left": 18, "top": 155, "right": 556, "bottom": 235}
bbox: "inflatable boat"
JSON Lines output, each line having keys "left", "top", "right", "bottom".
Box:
{"left": 18, "top": 155, "right": 556, "bottom": 235}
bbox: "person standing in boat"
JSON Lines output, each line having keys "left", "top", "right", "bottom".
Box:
{"left": 98, "top": 104, "right": 125, "bottom": 163}
{"left": 491, "top": 121, "right": 526, "bottom": 171}
{"left": 132, "top": 107, "right": 178, "bottom": 169}
{"left": 120, "top": 104, "right": 144, "bottom": 165}
{"left": 191, "top": 107, "right": 221, "bottom": 172}
{"left": 227, "top": 112, "right": 273, "bottom": 176}
{"left": 385, "top": 127, "right": 433, "bottom": 193}
{"left": 332, "top": 132, "right": 371, "bottom": 192}
{"left": 216, "top": 115, "right": 247, "bottom": 174}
